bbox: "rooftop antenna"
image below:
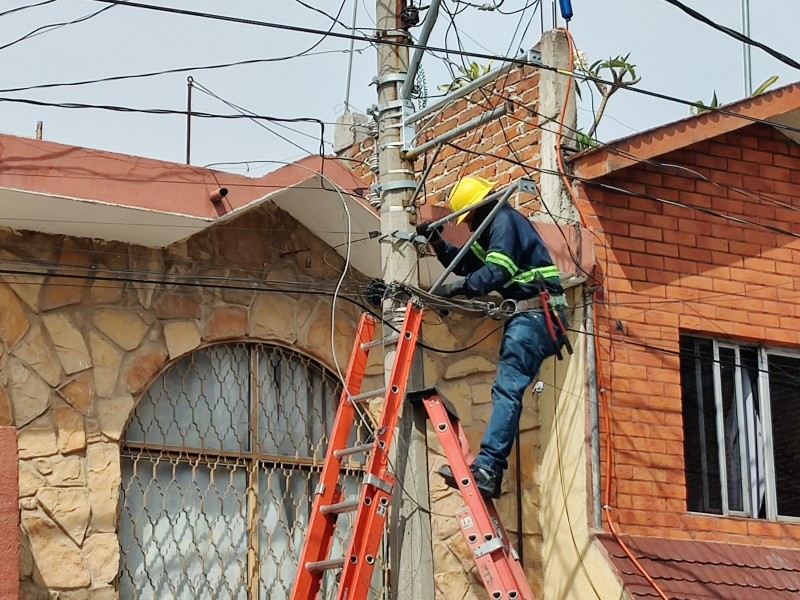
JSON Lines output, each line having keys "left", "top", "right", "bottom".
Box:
{"left": 742, "top": 0, "right": 752, "bottom": 95}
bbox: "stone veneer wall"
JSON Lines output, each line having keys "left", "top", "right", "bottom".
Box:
{"left": 0, "top": 204, "right": 371, "bottom": 599}
{"left": 0, "top": 199, "right": 553, "bottom": 598}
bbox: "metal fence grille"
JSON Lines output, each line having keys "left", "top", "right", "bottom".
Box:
{"left": 120, "top": 343, "right": 386, "bottom": 599}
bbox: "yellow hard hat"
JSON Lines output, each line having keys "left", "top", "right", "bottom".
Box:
{"left": 448, "top": 177, "right": 497, "bottom": 225}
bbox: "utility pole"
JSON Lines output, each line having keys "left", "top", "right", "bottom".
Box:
{"left": 374, "top": 1, "right": 434, "bottom": 598}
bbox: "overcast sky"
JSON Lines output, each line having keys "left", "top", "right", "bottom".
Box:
{"left": 1, "top": 0, "right": 798, "bottom": 175}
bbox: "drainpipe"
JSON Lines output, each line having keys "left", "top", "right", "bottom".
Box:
{"left": 587, "top": 288, "right": 602, "bottom": 529}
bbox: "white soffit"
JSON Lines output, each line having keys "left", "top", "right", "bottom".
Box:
{"left": 271, "top": 177, "right": 381, "bottom": 279}
{"left": 0, "top": 188, "right": 212, "bottom": 247}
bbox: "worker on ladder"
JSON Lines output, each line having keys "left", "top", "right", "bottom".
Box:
{"left": 417, "top": 176, "right": 570, "bottom": 499}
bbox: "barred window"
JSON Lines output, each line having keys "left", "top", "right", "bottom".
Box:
{"left": 680, "top": 335, "right": 800, "bottom": 520}
{"left": 119, "top": 343, "right": 371, "bottom": 599}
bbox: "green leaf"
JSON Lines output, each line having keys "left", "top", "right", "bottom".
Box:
{"left": 752, "top": 75, "right": 779, "bottom": 97}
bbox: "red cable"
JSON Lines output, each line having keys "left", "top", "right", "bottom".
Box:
{"left": 556, "top": 27, "right": 671, "bottom": 600}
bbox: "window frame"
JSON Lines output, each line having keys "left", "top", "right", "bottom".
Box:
{"left": 681, "top": 334, "right": 800, "bottom": 522}
{"left": 118, "top": 342, "right": 371, "bottom": 598}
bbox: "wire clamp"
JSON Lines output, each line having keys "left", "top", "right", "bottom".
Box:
{"left": 381, "top": 179, "right": 417, "bottom": 193}
{"left": 376, "top": 99, "right": 406, "bottom": 113}
{"left": 372, "top": 73, "right": 408, "bottom": 86}
{"left": 518, "top": 177, "right": 539, "bottom": 195}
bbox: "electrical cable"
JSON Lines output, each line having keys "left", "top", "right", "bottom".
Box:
{"left": 659, "top": 0, "right": 800, "bottom": 72}
{"left": 190, "top": 79, "right": 322, "bottom": 156}
{"left": 3, "top": 253, "right": 797, "bottom": 386}
{"left": 459, "top": 82, "right": 800, "bottom": 227}
{"left": 66, "top": 0, "right": 800, "bottom": 139}
{"left": 5, "top": 3, "right": 800, "bottom": 143}
{"left": 442, "top": 139, "right": 800, "bottom": 243}
{"left": 546, "top": 364, "right": 605, "bottom": 600}
{"left": 291, "top": 0, "right": 352, "bottom": 31}
{"left": 0, "top": 94, "right": 328, "bottom": 128}
{"left": 557, "top": 28, "right": 670, "bottom": 600}
{"left": 0, "top": 0, "right": 59, "bottom": 18}
{"left": 0, "top": 2, "right": 114, "bottom": 52}
{"left": 0, "top": 48, "right": 370, "bottom": 95}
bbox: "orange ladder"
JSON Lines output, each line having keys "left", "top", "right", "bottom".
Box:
{"left": 291, "top": 301, "right": 535, "bottom": 600}
{"left": 291, "top": 300, "right": 424, "bottom": 600}
{"left": 409, "top": 387, "right": 535, "bottom": 600}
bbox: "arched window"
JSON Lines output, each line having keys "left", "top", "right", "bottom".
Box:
{"left": 119, "top": 343, "right": 369, "bottom": 599}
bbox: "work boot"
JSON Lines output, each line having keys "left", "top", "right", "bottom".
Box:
{"left": 438, "top": 464, "right": 501, "bottom": 499}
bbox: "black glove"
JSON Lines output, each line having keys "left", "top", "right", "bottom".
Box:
{"left": 415, "top": 221, "right": 443, "bottom": 245}
{"left": 365, "top": 278, "right": 387, "bottom": 307}
{"left": 435, "top": 278, "right": 467, "bottom": 298}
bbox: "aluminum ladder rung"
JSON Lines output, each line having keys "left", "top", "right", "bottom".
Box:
{"left": 333, "top": 442, "right": 375, "bottom": 459}
{"left": 349, "top": 387, "right": 385, "bottom": 403}
{"left": 320, "top": 498, "right": 360, "bottom": 515}
{"left": 290, "top": 303, "right": 425, "bottom": 600}
{"left": 360, "top": 333, "right": 400, "bottom": 350}
{"left": 306, "top": 557, "right": 345, "bottom": 573}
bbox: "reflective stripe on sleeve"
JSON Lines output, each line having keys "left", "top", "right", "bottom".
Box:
{"left": 470, "top": 243, "right": 487, "bottom": 262}
{"left": 485, "top": 251, "right": 519, "bottom": 276}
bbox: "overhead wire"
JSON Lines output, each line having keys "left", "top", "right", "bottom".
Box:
{"left": 0, "top": 0, "right": 59, "bottom": 18}
{"left": 0, "top": 48, "right": 371, "bottom": 95}
{"left": 291, "top": 0, "right": 352, "bottom": 31}
{"left": 659, "top": 0, "right": 800, "bottom": 72}
{"left": 70, "top": 0, "right": 800, "bottom": 140}
{"left": 9, "top": 0, "right": 796, "bottom": 536}
{"left": 2, "top": 4, "right": 800, "bottom": 147}
{"left": 557, "top": 28, "right": 670, "bottom": 600}
{"left": 190, "top": 79, "right": 323, "bottom": 157}
{"left": 459, "top": 81, "right": 800, "bottom": 226}
{"left": 0, "top": 1, "right": 115, "bottom": 52}
{"left": 4, "top": 5, "right": 792, "bottom": 595}
{"left": 443, "top": 138, "right": 800, "bottom": 243}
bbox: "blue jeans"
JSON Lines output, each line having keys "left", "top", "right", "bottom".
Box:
{"left": 472, "top": 308, "right": 568, "bottom": 477}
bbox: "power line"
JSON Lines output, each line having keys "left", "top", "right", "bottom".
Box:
{"left": 0, "top": 0, "right": 795, "bottom": 149}
{"left": 191, "top": 79, "right": 323, "bottom": 156}
{"left": 465, "top": 87, "right": 800, "bottom": 220}
{"left": 0, "top": 48, "right": 370, "bottom": 95}
{"left": 660, "top": 0, "right": 800, "bottom": 72}
{"left": 0, "top": 94, "right": 328, "bottom": 133}
{"left": 0, "top": 2, "right": 115, "bottom": 52}
{"left": 80, "top": 0, "right": 800, "bottom": 140}
{"left": 0, "top": 0, "right": 58, "bottom": 18}
{"left": 444, "top": 138, "right": 800, "bottom": 242}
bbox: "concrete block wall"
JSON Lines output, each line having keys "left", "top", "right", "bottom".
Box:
{"left": 577, "top": 123, "right": 800, "bottom": 544}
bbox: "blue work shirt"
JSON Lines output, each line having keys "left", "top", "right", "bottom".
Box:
{"left": 433, "top": 205, "right": 564, "bottom": 300}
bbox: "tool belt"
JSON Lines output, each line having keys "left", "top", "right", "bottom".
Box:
{"left": 502, "top": 291, "right": 573, "bottom": 360}
{"left": 504, "top": 292, "right": 568, "bottom": 313}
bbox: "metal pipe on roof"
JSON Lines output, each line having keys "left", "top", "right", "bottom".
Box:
{"left": 400, "top": 0, "right": 442, "bottom": 101}
{"left": 406, "top": 49, "right": 529, "bottom": 126}
{"left": 404, "top": 102, "right": 509, "bottom": 161}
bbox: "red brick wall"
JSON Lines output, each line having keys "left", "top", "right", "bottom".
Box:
{"left": 578, "top": 123, "right": 800, "bottom": 545}
{"left": 341, "top": 64, "right": 543, "bottom": 212}
{"left": 0, "top": 427, "right": 19, "bottom": 599}
{"left": 339, "top": 65, "right": 594, "bottom": 280}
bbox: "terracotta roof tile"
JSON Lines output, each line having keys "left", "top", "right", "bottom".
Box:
{"left": 598, "top": 533, "right": 800, "bottom": 599}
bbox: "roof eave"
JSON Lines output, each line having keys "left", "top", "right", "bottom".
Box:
{"left": 571, "top": 81, "right": 800, "bottom": 181}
